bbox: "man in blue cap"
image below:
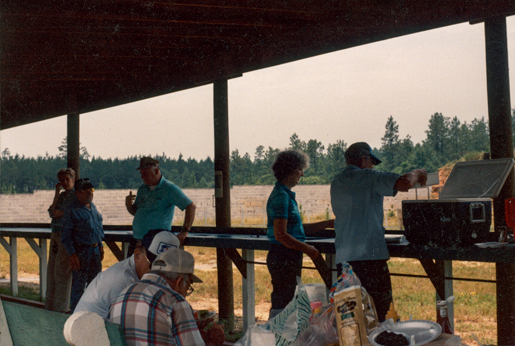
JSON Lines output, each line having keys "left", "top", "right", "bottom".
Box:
{"left": 62, "top": 178, "right": 105, "bottom": 312}
{"left": 330, "top": 142, "right": 427, "bottom": 321}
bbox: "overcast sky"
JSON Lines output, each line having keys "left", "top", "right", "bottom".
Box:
{"left": 2, "top": 17, "right": 515, "bottom": 160}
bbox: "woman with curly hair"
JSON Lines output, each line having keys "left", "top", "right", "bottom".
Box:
{"left": 266, "top": 150, "right": 334, "bottom": 320}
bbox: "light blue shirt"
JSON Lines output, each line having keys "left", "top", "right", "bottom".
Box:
{"left": 132, "top": 176, "right": 192, "bottom": 239}
{"left": 330, "top": 165, "right": 399, "bottom": 263}
{"left": 266, "top": 182, "right": 306, "bottom": 244}
{"left": 74, "top": 255, "right": 139, "bottom": 320}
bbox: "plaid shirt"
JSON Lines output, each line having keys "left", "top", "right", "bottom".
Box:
{"left": 109, "top": 273, "right": 205, "bottom": 346}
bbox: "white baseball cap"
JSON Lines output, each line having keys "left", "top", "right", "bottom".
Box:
{"left": 151, "top": 248, "right": 203, "bottom": 283}
{"left": 141, "top": 231, "right": 180, "bottom": 262}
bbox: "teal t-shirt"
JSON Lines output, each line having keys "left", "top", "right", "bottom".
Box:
{"left": 266, "top": 182, "right": 306, "bottom": 244}
{"left": 132, "top": 177, "right": 192, "bottom": 239}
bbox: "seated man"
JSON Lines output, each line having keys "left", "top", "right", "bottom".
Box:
{"left": 109, "top": 248, "right": 204, "bottom": 346}
{"left": 74, "top": 231, "right": 180, "bottom": 319}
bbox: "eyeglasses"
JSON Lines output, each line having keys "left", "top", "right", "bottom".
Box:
{"left": 186, "top": 284, "right": 195, "bottom": 297}
{"left": 141, "top": 251, "right": 151, "bottom": 265}
{"left": 182, "top": 275, "right": 195, "bottom": 297}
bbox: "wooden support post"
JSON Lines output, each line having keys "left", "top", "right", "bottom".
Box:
{"left": 435, "top": 260, "right": 453, "bottom": 329}
{"left": 213, "top": 79, "right": 234, "bottom": 331}
{"left": 9, "top": 237, "right": 17, "bottom": 296}
{"left": 67, "top": 113, "right": 80, "bottom": 178}
{"left": 325, "top": 253, "right": 338, "bottom": 286}
{"left": 24, "top": 238, "right": 48, "bottom": 301}
{"left": 39, "top": 239, "right": 47, "bottom": 301}
{"left": 105, "top": 241, "right": 125, "bottom": 261}
{"left": 122, "top": 242, "right": 129, "bottom": 258}
{"left": 484, "top": 16, "right": 515, "bottom": 345}
{"left": 242, "top": 249, "right": 255, "bottom": 332}
{"left": 420, "top": 259, "right": 454, "bottom": 328}
{"left": 419, "top": 259, "right": 446, "bottom": 300}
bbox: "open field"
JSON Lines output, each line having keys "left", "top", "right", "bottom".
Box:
{"left": 0, "top": 239, "right": 497, "bottom": 345}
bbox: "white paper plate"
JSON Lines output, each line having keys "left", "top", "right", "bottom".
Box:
{"left": 475, "top": 242, "right": 508, "bottom": 248}
{"left": 368, "top": 320, "right": 442, "bottom": 346}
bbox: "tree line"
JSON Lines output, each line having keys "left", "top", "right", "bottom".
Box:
{"left": 2, "top": 111, "right": 514, "bottom": 194}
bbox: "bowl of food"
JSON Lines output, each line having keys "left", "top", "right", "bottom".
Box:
{"left": 194, "top": 309, "right": 216, "bottom": 321}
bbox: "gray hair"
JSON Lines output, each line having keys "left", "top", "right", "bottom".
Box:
{"left": 152, "top": 270, "right": 188, "bottom": 283}
{"left": 272, "top": 150, "right": 309, "bottom": 182}
{"left": 57, "top": 168, "right": 75, "bottom": 180}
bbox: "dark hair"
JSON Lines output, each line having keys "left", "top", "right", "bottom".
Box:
{"left": 272, "top": 150, "right": 309, "bottom": 181}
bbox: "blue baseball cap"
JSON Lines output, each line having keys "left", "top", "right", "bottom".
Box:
{"left": 74, "top": 178, "right": 95, "bottom": 191}
{"left": 345, "top": 142, "right": 382, "bottom": 165}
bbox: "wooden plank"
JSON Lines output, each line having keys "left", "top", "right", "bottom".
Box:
{"left": 10, "top": 238, "right": 18, "bottom": 297}
{"left": 25, "top": 238, "right": 42, "bottom": 257}
{"left": 0, "top": 300, "right": 14, "bottom": 346}
{"left": 40, "top": 239, "right": 48, "bottom": 301}
{"left": 2, "top": 300, "right": 126, "bottom": 346}
{"left": 435, "top": 260, "right": 454, "bottom": 328}
{"left": 3, "top": 300, "right": 70, "bottom": 345}
{"left": 105, "top": 241, "right": 125, "bottom": 261}
{"left": 419, "top": 259, "right": 446, "bottom": 300}
{"left": 325, "top": 253, "right": 338, "bottom": 286}
{"left": 224, "top": 248, "right": 247, "bottom": 278}
{"left": 242, "top": 249, "right": 255, "bottom": 332}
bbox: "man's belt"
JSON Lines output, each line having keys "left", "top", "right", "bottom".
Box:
{"left": 76, "top": 243, "right": 99, "bottom": 248}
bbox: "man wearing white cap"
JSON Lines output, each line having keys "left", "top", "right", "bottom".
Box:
{"left": 109, "top": 247, "right": 204, "bottom": 346}
{"left": 74, "top": 231, "right": 180, "bottom": 320}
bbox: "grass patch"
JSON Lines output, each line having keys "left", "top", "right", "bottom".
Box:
{"left": 0, "top": 284, "right": 41, "bottom": 302}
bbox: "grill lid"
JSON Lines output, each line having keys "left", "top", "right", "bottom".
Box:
{"left": 439, "top": 158, "right": 514, "bottom": 200}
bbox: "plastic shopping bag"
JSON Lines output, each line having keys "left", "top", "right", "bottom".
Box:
{"left": 329, "top": 262, "right": 379, "bottom": 344}
{"left": 268, "top": 278, "right": 312, "bottom": 346}
{"left": 294, "top": 306, "right": 339, "bottom": 346}
{"left": 235, "top": 277, "right": 312, "bottom": 346}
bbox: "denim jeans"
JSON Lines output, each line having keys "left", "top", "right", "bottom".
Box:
{"left": 70, "top": 246, "right": 102, "bottom": 312}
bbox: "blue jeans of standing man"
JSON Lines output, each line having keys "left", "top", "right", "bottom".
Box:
{"left": 70, "top": 245, "right": 102, "bottom": 312}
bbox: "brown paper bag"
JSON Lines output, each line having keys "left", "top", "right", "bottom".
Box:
{"left": 333, "top": 285, "right": 368, "bottom": 346}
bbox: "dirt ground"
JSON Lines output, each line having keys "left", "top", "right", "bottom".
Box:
{"left": 0, "top": 273, "right": 272, "bottom": 323}
{"left": 190, "top": 297, "right": 270, "bottom": 323}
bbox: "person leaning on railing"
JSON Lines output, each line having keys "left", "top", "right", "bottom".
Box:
{"left": 45, "top": 167, "right": 76, "bottom": 313}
